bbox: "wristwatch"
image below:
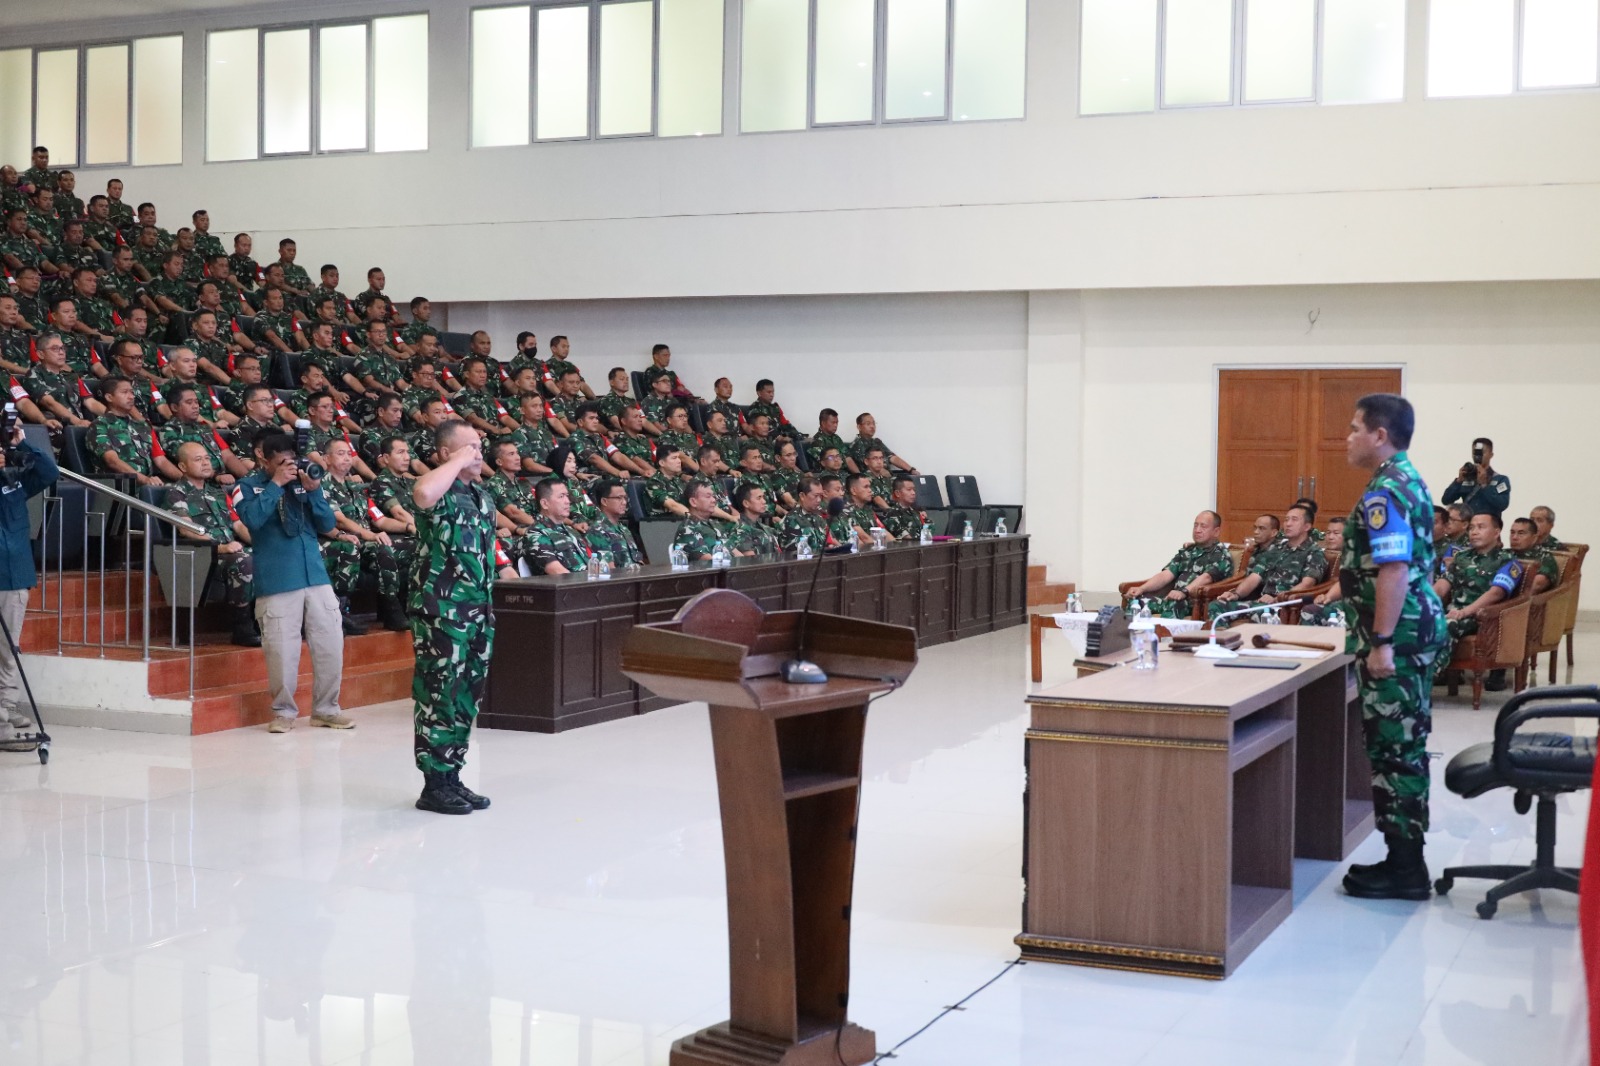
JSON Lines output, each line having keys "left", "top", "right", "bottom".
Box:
{"left": 1370, "top": 633, "right": 1394, "bottom": 647}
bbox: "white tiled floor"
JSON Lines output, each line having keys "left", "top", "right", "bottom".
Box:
{"left": 0, "top": 624, "right": 1589, "bottom": 1065}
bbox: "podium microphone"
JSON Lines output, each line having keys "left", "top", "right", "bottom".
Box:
{"left": 781, "top": 498, "right": 848, "bottom": 685}
{"left": 1194, "top": 596, "right": 1317, "bottom": 659}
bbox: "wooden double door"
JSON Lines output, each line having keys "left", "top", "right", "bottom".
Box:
{"left": 1217, "top": 368, "right": 1402, "bottom": 543}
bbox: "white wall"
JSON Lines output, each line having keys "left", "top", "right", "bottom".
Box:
{"left": 1057, "top": 281, "right": 1600, "bottom": 606}
{"left": 6, "top": 1, "right": 1598, "bottom": 302}
{"left": 453, "top": 292, "right": 1030, "bottom": 504}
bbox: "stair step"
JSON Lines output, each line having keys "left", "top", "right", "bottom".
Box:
{"left": 1028, "top": 564, "right": 1048, "bottom": 583}
{"left": 150, "top": 629, "right": 413, "bottom": 697}
{"left": 190, "top": 661, "right": 415, "bottom": 734}
{"left": 1027, "top": 581, "right": 1077, "bottom": 607}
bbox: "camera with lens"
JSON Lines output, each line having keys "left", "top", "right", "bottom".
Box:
{"left": 0, "top": 403, "right": 20, "bottom": 465}
{"left": 291, "top": 419, "right": 327, "bottom": 481}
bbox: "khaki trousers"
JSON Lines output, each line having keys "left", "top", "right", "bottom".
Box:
{"left": 0, "top": 588, "right": 28, "bottom": 709}
{"left": 255, "top": 584, "right": 344, "bottom": 721}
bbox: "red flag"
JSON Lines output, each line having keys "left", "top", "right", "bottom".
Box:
{"left": 149, "top": 382, "right": 162, "bottom": 405}
{"left": 212, "top": 430, "right": 228, "bottom": 453}
{"left": 90, "top": 349, "right": 103, "bottom": 365}
{"left": 497, "top": 363, "right": 509, "bottom": 382}
{"left": 493, "top": 399, "right": 508, "bottom": 417}
{"left": 226, "top": 352, "right": 236, "bottom": 374}
{"left": 207, "top": 387, "right": 223, "bottom": 412}
{"left": 77, "top": 378, "right": 91, "bottom": 399}
{"left": 155, "top": 348, "right": 168, "bottom": 368}
{"left": 8, "top": 377, "right": 27, "bottom": 402}
{"left": 442, "top": 400, "right": 455, "bottom": 415}
{"left": 230, "top": 317, "right": 240, "bottom": 335}
{"left": 114, "top": 230, "right": 125, "bottom": 247}
{"left": 111, "top": 310, "right": 122, "bottom": 327}
{"left": 271, "top": 394, "right": 285, "bottom": 409}
{"left": 601, "top": 435, "right": 618, "bottom": 456}
{"left": 440, "top": 366, "right": 456, "bottom": 383}
{"left": 544, "top": 402, "right": 555, "bottom": 421}
{"left": 366, "top": 493, "right": 384, "bottom": 523}
{"left": 494, "top": 539, "right": 512, "bottom": 569}
{"left": 28, "top": 337, "right": 38, "bottom": 364}
{"left": 225, "top": 496, "right": 239, "bottom": 521}
{"left": 149, "top": 428, "right": 165, "bottom": 459}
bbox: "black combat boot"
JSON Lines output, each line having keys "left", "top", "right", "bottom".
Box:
{"left": 377, "top": 594, "right": 409, "bottom": 632}
{"left": 448, "top": 771, "right": 490, "bottom": 810}
{"left": 1484, "top": 669, "right": 1508, "bottom": 691}
{"left": 231, "top": 606, "right": 261, "bottom": 647}
{"left": 1343, "top": 835, "right": 1431, "bottom": 901}
{"left": 416, "top": 772, "right": 473, "bottom": 815}
{"left": 338, "top": 596, "right": 368, "bottom": 636}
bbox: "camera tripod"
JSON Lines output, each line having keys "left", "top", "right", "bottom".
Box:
{"left": 0, "top": 605, "right": 49, "bottom": 763}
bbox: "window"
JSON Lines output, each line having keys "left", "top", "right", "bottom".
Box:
{"left": 206, "top": 14, "right": 428, "bottom": 162}
{"left": 599, "top": 1, "right": 655, "bottom": 135}
{"left": 537, "top": 5, "right": 592, "bottom": 139}
{"left": 1081, "top": 0, "right": 1408, "bottom": 114}
{"left": 0, "top": 36, "right": 184, "bottom": 169}
{"left": 658, "top": 0, "right": 725, "bottom": 136}
{"left": 1428, "top": 0, "right": 1600, "bottom": 95}
{"left": 739, "top": 0, "right": 1025, "bottom": 132}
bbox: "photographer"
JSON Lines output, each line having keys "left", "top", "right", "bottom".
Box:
{"left": 0, "top": 413, "right": 57, "bottom": 747}
{"left": 1441, "top": 436, "right": 1510, "bottom": 518}
{"left": 234, "top": 430, "right": 352, "bottom": 734}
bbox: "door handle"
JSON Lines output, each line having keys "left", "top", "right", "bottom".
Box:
{"left": 1297, "top": 476, "right": 1304, "bottom": 498}
{"left": 1309, "top": 476, "right": 1316, "bottom": 500}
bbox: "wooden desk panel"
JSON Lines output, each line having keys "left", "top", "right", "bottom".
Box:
{"left": 1018, "top": 624, "right": 1370, "bottom": 979}
{"left": 484, "top": 537, "right": 1028, "bottom": 733}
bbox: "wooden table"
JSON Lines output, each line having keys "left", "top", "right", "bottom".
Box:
{"left": 485, "top": 536, "right": 1028, "bottom": 733}
{"left": 1015, "top": 623, "right": 1372, "bottom": 979}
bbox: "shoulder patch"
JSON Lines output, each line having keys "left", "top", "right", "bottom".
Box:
{"left": 1365, "top": 496, "right": 1388, "bottom": 531}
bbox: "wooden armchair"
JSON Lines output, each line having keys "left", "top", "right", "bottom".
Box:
{"left": 1279, "top": 548, "right": 1342, "bottom": 625}
{"left": 1525, "top": 579, "right": 1581, "bottom": 686}
{"left": 1557, "top": 544, "right": 1588, "bottom": 668}
{"left": 1445, "top": 562, "right": 1542, "bottom": 710}
{"left": 1119, "top": 544, "right": 1254, "bottom": 622}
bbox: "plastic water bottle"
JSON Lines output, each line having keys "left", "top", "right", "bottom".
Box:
{"left": 919, "top": 521, "right": 932, "bottom": 546}
{"left": 962, "top": 521, "right": 974, "bottom": 542}
{"left": 796, "top": 537, "right": 813, "bottom": 560}
{"left": 1136, "top": 601, "right": 1152, "bottom": 625}
{"left": 849, "top": 534, "right": 859, "bottom": 554}
{"left": 586, "top": 553, "right": 601, "bottom": 581}
{"left": 712, "top": 542, "right": 731, "bottom": 568}
{"left": 669, "top": 545, "right": 688, "bottom": 570}
{"left": 994, "top": 517, "right": 1007, "bottom": 537}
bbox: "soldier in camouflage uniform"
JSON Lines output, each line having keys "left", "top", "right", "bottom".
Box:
{"left": 191, "top": 211, "right": 225, "bottom": 260}
{"left": 642, "top": 343, "right": 695, "bottom": 402}
{"left": 691, "top": 447, "right": 741, "bottom": 522}
{"left": 252, "top": 286, "right": 304, "bottom": 357}
{"left": 881, "top": 475, "right": 929, "bottom": 541}
{"left": 160, "top": 384, "right": 247, "bottom": 483}
{"left": 309, "top": 265, "right": 356, "bottom": 323}
{"left": 861, "top": 447, "right": 896, "bottom": 509}
{"left": 319, "top": 438, "right": 409, "bottom": 632}
{"left": 453, "top": 357, "right": 516, "bottom": 436}
{"left": 740, "top": 414, "right": 780, "bottom": 469}
{"left": 673, "top": 481, "right": 730, "bottom": 561}
{"left": 229, "top": 233, "right": 261, "bottom": 290}
{"left": 1432, "top": 503, "right": 1471, "bottom": 579}
{"left": 730, "top": 484, "right": 781, "bottom": 557}
{"left": 409, "top": 422, "right": 516, "bottom": 815}
{"left": 766, "top": 440, "right": 803, "bottom": 514}
{"left": 597, "top": 367, "right": 639, "bottom": 429}
{"left": 166, "top": 441, "right": 258, "bottom": 644}
{"left": 638, "top": 374, "right": 677, "bottom": 433}
{"left": 1209, "top": 504, "right": 1329, "bottom": 624}
{"left": 1508, "top": 517, "right": 1561, "bottom": 594}
{"left": 1337, "top": 394, "right": 1448, "bottom": 901}
{"left": 543, "top": 335, "right": 591, "bottom": 399}
{"left": 0, "top": 209, "right": 48, "bottom": 278}
{"left": 83, "top": 195, "right": 120, "bottom": 254}
{"left": 527, "top": 478, "right": 592, "bottom": 574}
{"left": 611, "top": 405, "right": 656, "bottom": 475}
{"left": 24, "top": 332, "right": 98, "bottom": 428}
{"left": 24, "top": 188, "right": 62, "bottom": 249}
{"left": 370, "top": 436, "right": 422, "bottom": 537}
{"left": 846, "top": 412, "right": 916, "bottom": 475}
{"left": 1530, "top": 505, "right": 1564, "bottom": 552}
{"left": 702, "top": 409, "right": 742, "bottom": 472}
{"left": 51, "top": 171, "right": 84, "bottom": 222}
{"left": 657, "top": 405, "right": 704, "bottom": 472}
{"left": 507, "top": 394, "right": 556, "bottom": 477}
{"left": 746, "top": 379, "right": 796, "bottom": 439}
{"left": 88, "top": 376, "right": 179, "bottom": 484}
{"left": 1128, "top": 511, "right": 1235, "bottom": 619}
{"left": 481, "top": 440, "right": 539, "bottom": 561}
{"left": 401, "top": 359, "right": 447, "bottom": 426}
{"left": 833, "top": 474, "right": 885, "bottom": 547}
{"left": 586, "top": 478, "right": 646, "bottom": 567}
{"left": 779, "top": 476, "right": 832, "bottom": 554}
{"left": 45, "top": 299, "right": 98, "bottom": 377}
{"left": 0, "top": 294, "right": 35, "bottom": 376}
{"left": 568, "top": 403, "right": 649, "bottom": 478}
{"left": 19, "top": 148, "right": 55, "bottom": 194}
{"left": 1434, "top": 512, "right": 1522, "bottom": 658}
{"left": 400, "top": 297, "right": 439, "bottom": 348}
{"left": 640, "top": 445, "right": 692, "bottom": 519}
{"left": 11, "top": 267, "right": 49, "bottom": 334}
{"left": 68, "top": 268, "right": 118, "bottom": 341}
{"left": 272, "top": 239, "right": 314, "bottom": 297}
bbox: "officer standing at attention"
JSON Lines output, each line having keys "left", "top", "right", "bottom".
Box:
{"left": 408, "top": 420, "right": 517, "bottom": 815}
{"left": 1338, "top": 394, "right": 1447, "bottom": 902}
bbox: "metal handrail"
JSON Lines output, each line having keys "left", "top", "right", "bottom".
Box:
{"left": 55, "top": 469, "right": 207, "bottom": 538}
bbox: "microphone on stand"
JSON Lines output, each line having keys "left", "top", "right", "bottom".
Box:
{"left": 1193, "top": 596, "right": 1317, "bottom": 659}
{"left": 781, "top": 498, "right": 849, "bottom": 685}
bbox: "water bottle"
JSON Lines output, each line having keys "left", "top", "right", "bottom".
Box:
{"left": 669, "top": 544, "right": 688, "bottom": 570}
{"left": 1066, "top": 592, "right": 1082, "bottom": 613}
{"left": 713, "top": 542, "right": 732, "bottom": 568}
{"left": 597, "top": 551, "right": 613, "bottom": 580}
{"left": 586, "top": 553, "right": 601, "bottom": 581}
{"left": 962, "top": 521, "right": 974, "bottom": 542}
{"left": 994, "top": 517, "right": 1007, "bottom": 537}
{"left": 848, "top": 534, "right": 859, "bottom": 554}
{"left": 919, "top": 521, "right": 932, "bottom": 546}
{"left": 796, "top": 536, "right": 813, "bottom": 560}
{"left": 1136, "top": 601, "right": 1153, "bottom": 625}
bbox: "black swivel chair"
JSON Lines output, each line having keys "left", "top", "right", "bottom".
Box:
{"left": 1436, "top": 685, "right": 1596, "bottom": 918}
{"left": 631, "top": 371, "right": 650, "bottom": 403}
{"left": 438, "top": 331, "right": 473, "bottom": 359}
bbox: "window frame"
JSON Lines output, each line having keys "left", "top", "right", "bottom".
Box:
{"left": 205, "top": 11, "right": 428, "bottom": 164}
{"left": 1420, "top": 0, "right": 1600, "bottom": 98}
{"left": 15, "top": 34, "right": 185, "bottom": 171}
{"left": 1079, "top": 0, "right": 1417, "bottom": 117}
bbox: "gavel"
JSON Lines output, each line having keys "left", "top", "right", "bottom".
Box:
{"left": 1251, "top": 633, "right": 1337, "bottom": 653}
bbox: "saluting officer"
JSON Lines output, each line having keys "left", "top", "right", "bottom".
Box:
{"left": 1338, "top": 394, "right": 1448, "bottom": 902}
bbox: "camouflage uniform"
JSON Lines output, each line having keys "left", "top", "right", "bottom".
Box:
{"left": 730, "top": 516, "right": 781, "bottom": 556}
{"left": 1541, "top": 535, "right": 1566, "bottom": 552}
{"left": 321, "top": 475, "right": 405, "bottom": 598}
{"left": 232, "top": 415, "right": 280, "bottom": 459}
{"left": 641, "top": 470, "right": 686, "bottom": 518}
{"left": 0, "top": 327, "right": 32, "bottom": 370}
{"left": 13, "top": 292, "right": 48, "bottom": 332}
{"left": 673, "top": 517, "right": 726, "bottom": 560}
{"left": 371, "top": 468, "right": 420, "bottom": 523}
{"left": 58, "top": 334, "right": 95, "bottom": 376}
{"left": 867, "top": 473, "right": 895, "bottom": 504}
{"left": 143, "top": 275, "right": 191, "bottom": 314}
{"left": 88, "top": 413, "right": 162, "bottom": 476}
{"left": 452, "top": 385, "right": 504, "bottom": 428}
{"left": 301, "top": 344, "right": 344, "bottom": 379}
{"left": 1207, "top": 537, "right": 1329, "bottom": 623}
{"left": 228, "top": 254, "right": 261, "bottom": 286}
{"left": 83, "top": 219, "right": 120, "bottom": 251}
{"left": 409, "top": 478, "right": 499, "bottom": 774}
{"left": 0, "top": 234, "right": 43, "bottom": 272}
{"left": 482, "top": 471, "right": 536, "bottom": 559}
{"left": 833, "top": 504, "right": 883, "bottom": 544}
{"left": 658, "top": 429, "right": 701, "bottom": 462}
{"left": 707, "top": 399, "right": 746, "bottom": 433}
{"left": 97, "top": 269, "right": 141, "bottom": 311}
{"left": 165, "top": 480, "right": 253, "bottom": 606}
{"left": 74, "top": 295, "right": 118, "bottom": 336}
{"left": 357, "top": 347, "right": 406, "bottom": 392}
{"left": 1441, "top": 546, "right": 1522, "bottom": 652}
{"left": 19, "top": 167, "right": 55, "bottom": 192}
{"left": 23, "top": 365, "right": 88, "bottom": 418}
{"left": 806, "top": 431, "right": 845, "bottom": 465}
{"left": 507, "top": 420, "right": 554, "bottom": 470}
{"left": 546, "top": 393, "right": 582, "bottom": 428}
{"left": 1146, "top": 542, "right": 1233, "bottom": 620}
{"left": 565, "top": 477, "right": 600, "bottom": 526}
{"left": 704, "top": 432, "right": 742, "bottom": 466}
{"left": 767, "top": 466, "right": 801, "bottom": 507}
{"left": 399, "top": 319, "right": 438, "bottom": 346}
{"left": 25, "top": 208, "right": 61, "bottom": 247}
{"left": 881, "top": 504, "right": 928, "bottom": 542}
{"left": 194, "top": 231, "right": 226, "bottom": 259}
{"left": 527, "top": 515, "right": 589, "bottom": 573}
{"left": 847, "top": 434, "right": 894, "bottom": 467}
{"left": 254, "top": 310, "right": 300, "bottom": 350}
{"left": 275, "top": 261, "right": 313, "bottom": 293}
{"left": 1513, "top": 546, "right": 1561, "bottom": 589}
{"left": 596, "top": 390, "right": 636, "bottom": 426}
{"left": 407, "top": 426, "right": 438, "bottom": 468}
{"left": 567, "top": 428, "right": 621, "bottom": 472}
{"left": 639, "top": 394, "right": 674, "bottom": 427}
{"left": 613, "top": 431, "right": 654, "bottom": 470}
{"left": 586, "top": 517, "right": 644, "bottom": 568}
{"left": 54, "top": 192, "right": 85, "bottom": 221}
{"left": 746, "top": 400, "right": 793, "bottom": 435}
{"left": 642, "top": 366, "right": 679, "bottom": 393}
{"left": 1339, "top": 451, "right": 1448, "bottom": 841}
{"left": 778, "top": 510, "right": 830, "bottom": 554}
{"left": 309, "top": 285, "right": 351, "bottom": 320}
{"left": 1433, "top": 534, "right": 1468, "bottom": 580}
{"left": 401, "top": 385, "right": 443, "bottom": 423}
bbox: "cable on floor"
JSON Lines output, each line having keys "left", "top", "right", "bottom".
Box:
{"left": 871, "top": 957, "right": 1025, "bottom": 1062}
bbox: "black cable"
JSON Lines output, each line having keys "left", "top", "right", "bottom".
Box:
{"left": 870, "top": 957, "right": 1025, "bottom": 1063}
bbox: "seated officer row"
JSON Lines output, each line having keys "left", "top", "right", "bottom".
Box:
{"left": 1127, "top": 500, "right": 1571, "bottom": 671}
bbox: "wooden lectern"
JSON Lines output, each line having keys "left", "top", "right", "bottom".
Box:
{"left": 621, "top": 589, "right": 918, "bottom": 1066}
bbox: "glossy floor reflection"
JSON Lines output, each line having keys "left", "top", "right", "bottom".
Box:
{"left": 0, "top": 624, "right": 1588, "bottom": 1065}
